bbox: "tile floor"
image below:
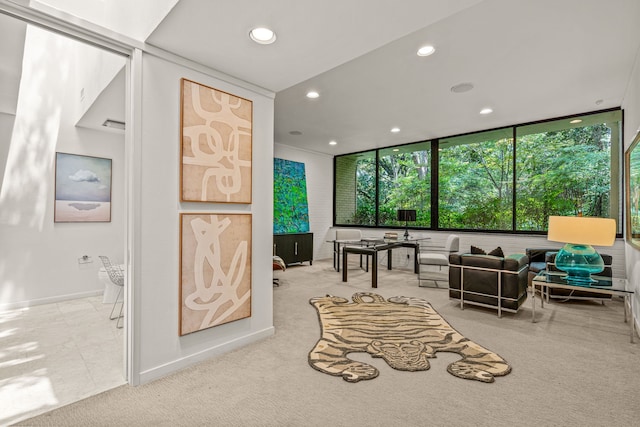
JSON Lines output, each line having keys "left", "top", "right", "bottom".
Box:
{"left": 0, "top": 296, "right": 125, "bottom": 425}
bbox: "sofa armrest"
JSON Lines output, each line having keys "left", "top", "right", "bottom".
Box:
{"left": 526, "top": 248, "right": 558, "bottom": 263}
{"left": 504, "top": 254, "right": 528, "bottom": 272}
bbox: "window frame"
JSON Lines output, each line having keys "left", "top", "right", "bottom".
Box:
{"left": 333, "top": 107, "right": 624, "bottom": 236}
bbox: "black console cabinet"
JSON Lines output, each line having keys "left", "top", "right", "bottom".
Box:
{"left": 274, "top": 233, "right": 313, "bottom": 266}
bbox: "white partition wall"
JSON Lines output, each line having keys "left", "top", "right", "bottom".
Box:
{"left": 133, "top": 53, "right": 275, "bottom": 384}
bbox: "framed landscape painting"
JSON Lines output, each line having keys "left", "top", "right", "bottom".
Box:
{"left": 179, "top": 213, "right": 252, "bottom": 335}
{"left": 54, "top": 152, "right": 112, "bottom": 222}
{"left": 180, "top": 78, "right": 253, "bottom": 203}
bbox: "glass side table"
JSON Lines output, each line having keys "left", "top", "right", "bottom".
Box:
{"left": 530, "top": 271, "right": 635, "bottom": 343}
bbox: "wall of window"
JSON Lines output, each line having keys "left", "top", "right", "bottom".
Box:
{"left": 333, "top": 109, "right": 623, "bottom": 233}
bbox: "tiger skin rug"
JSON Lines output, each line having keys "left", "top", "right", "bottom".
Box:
{"left": 308, "top": 292, "right": 511, "bottom": 383}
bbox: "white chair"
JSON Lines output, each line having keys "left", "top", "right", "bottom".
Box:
{"left": 417, "top": 234, "right": 459, "bottom": 287}
{"left": 334, "top": 229, "right": 363, "bottom": 272}
{"left": 99, "top": 256, "right": 124, "bottom": 328}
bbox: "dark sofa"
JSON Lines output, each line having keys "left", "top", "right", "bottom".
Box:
{"left": 449, "top": 253, "right": 529, "bottom": 317}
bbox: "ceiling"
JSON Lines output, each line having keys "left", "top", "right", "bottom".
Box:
{"left": 146, "top": 0, "right": 640, "bottom": 155}
{"left": 3, "top": 0, "right": 640, "bottom": 156}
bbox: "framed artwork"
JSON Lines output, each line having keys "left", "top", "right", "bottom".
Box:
{"left": 54, "top": 152, "right": 112, "bottom": 222}
{"left": 273, "top": 158, "right": 310, "bottom": 234}
{"left": 626, "top": 131, "right": 640, "bottom": 249}
{"left": 180, "top": 78, "right": 253, "bottom": 203}
{"left": 180, "top": 213, "right": 252, "bottom": 335}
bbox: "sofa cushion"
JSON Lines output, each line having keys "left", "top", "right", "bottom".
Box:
{"left": 470, "top": 245, "right": 504, "bottom": 258}
{"left": 488, "top": 246, "right": 505, "bottom": 258}
{"left": 470, "top": 245, "right": 486, "bottom": 255}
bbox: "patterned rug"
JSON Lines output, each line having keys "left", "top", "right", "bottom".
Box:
{"left": 308, "top": 292, "right": 511, "bottom": 383}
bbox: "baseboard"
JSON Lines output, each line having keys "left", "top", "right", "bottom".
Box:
{"left": 137, "top": 326, "right": 276, "bottom": 385}
{"left": 0, "top": 289, "right": 103, "bottom": 311}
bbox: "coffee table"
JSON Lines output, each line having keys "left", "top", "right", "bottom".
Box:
{"left": 531, "top": 271, "right": 635, "bottom": 343}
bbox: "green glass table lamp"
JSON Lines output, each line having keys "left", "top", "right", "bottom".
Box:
{"left": 547, "top": 215, "right": 616, "bottom": 285}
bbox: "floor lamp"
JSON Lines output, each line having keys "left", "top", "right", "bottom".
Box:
{"left": 397, "top": 209, "right": 417, "bottom": 240}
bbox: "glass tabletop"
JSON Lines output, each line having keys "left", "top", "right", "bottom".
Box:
{"left": 534, "top": 271, "right": 632, "bottom": 293}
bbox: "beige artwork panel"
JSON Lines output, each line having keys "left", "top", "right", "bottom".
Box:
{"left": 181, "top": 78, "right": 252, "bottom": 203}
{"left": 180, "top": 213, "right": 252, "bottom": 335}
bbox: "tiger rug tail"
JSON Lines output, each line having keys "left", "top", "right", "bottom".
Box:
{"left": 308, "top": 292, "right": 511, "bottom": 383}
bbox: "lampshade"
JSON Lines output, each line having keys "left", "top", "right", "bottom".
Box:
{"left": 397, "top": 209, "right": 416, "bottom": 222}
{"left": 547, "top": 216, "right": 616, "bottom": 247}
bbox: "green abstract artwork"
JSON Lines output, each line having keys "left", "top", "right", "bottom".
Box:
{"left": 274, "top": 158, "right": 310, "bottom": 234}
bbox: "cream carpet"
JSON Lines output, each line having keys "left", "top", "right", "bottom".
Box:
{"left": 17, "top": 259, "right": 640, "bottom": 426}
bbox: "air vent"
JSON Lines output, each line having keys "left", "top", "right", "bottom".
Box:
{"left": 102, "top": 119, "right": 125, "bottom": 130}
{"left": 450, "top": 82, "right": 474, "bottom": 93}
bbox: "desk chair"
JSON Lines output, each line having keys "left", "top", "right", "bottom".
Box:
{"left": 334, "top": 229, "right": 364, "bottom": 272}
{"left": 273, "top": 256, "right": 286, "bottom": 286}
{"left": 417, "top": 234, "right": 459, "bottom": 287}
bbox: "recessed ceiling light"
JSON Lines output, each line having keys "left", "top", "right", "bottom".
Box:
{"left": 479, "top": 108, "right": 493, "bottom": 115}
{"left": 569, "top": 119, "right": 582, "bottom": 124}
{"left": 417, "top": 45, "right": 435, "bottom": 57}
{"left": 249, "top": 27, "right": 276, "bottom": 44}
{"left": 329, "top": 140, "right": 337, "bottom": 146}
{"left": 306, "top": 91, "right": 319, "bottom": 99}
{"left": 595, "top": 99, "right": 604, "bottom": 105}
{"left": 451, "top": 82, "right": 474, "bottom": 93}
{"left": 391, "top": 127, "right": 400, "bottom": 133}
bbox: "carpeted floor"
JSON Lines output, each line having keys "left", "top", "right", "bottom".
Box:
{"left": 17, "top": 259, "right": 640, "bottom": 426}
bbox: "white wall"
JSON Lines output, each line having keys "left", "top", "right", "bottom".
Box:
{"left": 623, "top": 42, "right": 640, "bottom": 329}
{"left": 0, "top": 26, "right": 125, "bottom": 309}
{"left": 274, "top": 144, "right": 334, "bottom": 260}
{"left": 134, "top": 53, "right": 275, "bottom": 384}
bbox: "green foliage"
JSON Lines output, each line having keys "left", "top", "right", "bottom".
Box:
{"left": 338, "top": 122, "right": 615, "bottom": 232}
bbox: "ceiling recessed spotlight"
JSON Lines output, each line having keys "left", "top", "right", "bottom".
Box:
{"left": 306, "top": 91, "right": 320, "bottom": 99}
{"left": 451, "top": 82, "right": 474, "bottom": 93}
{"left": 391, "top": 127, "right": 400, "bottom": 133}
{"left": 479, "top": 107, "right": 493, "bottom": 115}
{"left": 329, "top": 140, "right": 337, "bottom": 146}
{"left": 417, "top": 45, "right": 435, "bottom": 57}
{"left": 249, "top": 27, "right": 276, "bottom": 44}
{"left": 569, "top": 119, "right": 583, "bottom": 124}
{"left": 595, "top": 99, "right": 604, "bottom": 105}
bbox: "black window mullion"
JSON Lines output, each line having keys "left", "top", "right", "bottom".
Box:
{"left": 431, "top": 139, "right": 439, "bottom": 230}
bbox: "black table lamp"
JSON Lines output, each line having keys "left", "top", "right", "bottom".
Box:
{"left": 397, "top": 209, "right": 416, "bottom": 240}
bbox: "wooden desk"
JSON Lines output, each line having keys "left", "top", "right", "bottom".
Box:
{"left": 342, "top": 241, "right": 420, "bottom": 288}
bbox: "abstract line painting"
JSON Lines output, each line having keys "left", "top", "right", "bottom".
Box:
{"left": 54, "top": 152, "right": 112, "bottom": 222}
{"left": 273, "top": 158, "right": 310, "bottom": 234}
{"left": 180, "top": 78, "right": 252, "bottom": 203}
{"left": 180, "top": 213, "right": 252, "bottom": 335}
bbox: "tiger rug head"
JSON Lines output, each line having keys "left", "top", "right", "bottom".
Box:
{"left": 308, "top": 292, "right": 511, "bottom": 383}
